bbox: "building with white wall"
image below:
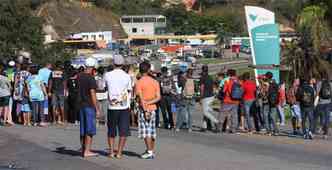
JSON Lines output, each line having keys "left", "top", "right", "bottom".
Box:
{"left": 120, "top": 15, "right": 167, "bottom": 36}
{"left": 69, "top": 31, "right": 113, "bottom": 44}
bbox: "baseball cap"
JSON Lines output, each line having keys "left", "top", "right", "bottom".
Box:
{"left": 8, "top": 60, "right": 15, "bottom": 67}
{"left": 85, "top": 57, "right": 97, "bottom": 68}
{"left": 113, "top": 55, "right": 124, "bottom": 65}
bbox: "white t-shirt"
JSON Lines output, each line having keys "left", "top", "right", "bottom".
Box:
{"left": 104, "top": 69, "right": 132, "bottom": 110}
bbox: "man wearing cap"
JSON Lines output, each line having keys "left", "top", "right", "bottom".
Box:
{"left": 77, "top": 57, "right": 100, "bottom": 157}
{"left": 103, "top": 55, "right": 132, "bottom": 159}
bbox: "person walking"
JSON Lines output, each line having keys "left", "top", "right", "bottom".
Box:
{"left": 297, "top": 78, "right": 315, "bottom": 139}
{"left": 200, "top": 65, "right": 220, "bottom": 132}
{"left": 77, "top": 58, "right": 100, "bottom": 157}
{"left": 135, "top": 61, "right": 161, "bottom": 159}
{"left": 103, "top": 55, "right": 132, "bottom": 159}
{"left": 242, "top": 72, "right": 256, "bottom": 134}
{"left": 315, "top": 75, "right": 332, "bottom": 139}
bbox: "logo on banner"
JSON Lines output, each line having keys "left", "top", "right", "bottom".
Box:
{"left": 249, "top": 14, "right": 257, "bottom": 22}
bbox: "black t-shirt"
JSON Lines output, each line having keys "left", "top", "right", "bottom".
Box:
{"left": 78, "top": 73, "right": 97, "bottom": 108}
{"left": 51, "top": 69, "right": 65, "bottom": 95}
{"left": 200, "top": 75, "right": 214, "bottom": 98}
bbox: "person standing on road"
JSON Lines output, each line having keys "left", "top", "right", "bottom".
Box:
{"left": 26, "top": 66, "right": 47, "bottom": 127}
{"left": 49, "top": 62, "right": 67, "bottom": 125}
{"left": 159, "top": 67, "right": 175, "bottom": 129}
{"left": 135, "top": 61, "right": 161, "bottom": 159}
{"left": 14, "top": 63, "right": 31, "bottom": 126}
{"left": 242, "top": 72, "right": 256, "bottom": 134}
{"left": 176, "top": 69, "right": 195, "bottom": 132}
{"left": 314, "top": 75, "right": 332, "bottom": 140}
{"left": 77, "top": 58, "right": 100, "bottom": 157}
{"left": 297, "top": 77, "right": 315, "bottom": 139}
{"left": 0, "top": 64, "right": 13, "bottom": 126}
{"left": 265, "top": 72, "right": 280, "bottom": 136}
{"left": 287, "top": 79, "right": 302, "bottom": 136}
{"left": 277, "top": 81, "right": 286, "bottom": 127}
{"left": 200, "top": 65, "right": 220, "bottom": 132}
{"left": 103, "top": 55, "right": 132, "bottom": 159}
{"left": 221, "top": 69, "right": 241, "bottom": 133}
{"left": 38, "top": 63, "right": 52, "bottom": 121}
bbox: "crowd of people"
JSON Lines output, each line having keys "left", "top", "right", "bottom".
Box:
{"left": 0, "top": 55, "right": 331, "bottom": 159}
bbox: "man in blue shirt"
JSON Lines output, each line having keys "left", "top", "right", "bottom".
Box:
{"left": 38, "top": 63, "right": 52, "bottom": 121}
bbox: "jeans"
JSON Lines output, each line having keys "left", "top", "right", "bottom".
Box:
{"left": 176, "top": 98, "right": 194, "bottom": 129}
{"left": 98, "top": 99, "right": 108, "bottom": 123}
{"left": 262, "top": 105, "right": 278, "bottom": 133}
{"left": 31, "top": 101, "right": 45, "bottom": 124}
{"left": 244, "top": 100, "right": 254, "bottom": 131}
{"left": 201, "top": 97, "right": 218, "bottom": 129}
{"left": 277, "top": 105, "right": 285, "bottom": 125}
{"left": 160, "top": 95, "right": 174, "bottom": 128}
{"left": 301, "top": 106, "right": 315, "bottom": 134}
{"left": 315, "top": 103, "right": 331, "bottom": 135}
{"left": 220, "top": 103, "right": 239, "bottom": 132}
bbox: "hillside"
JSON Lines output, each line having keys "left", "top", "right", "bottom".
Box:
{"left": 37, "top": 0, "right": 127, "bottom": 40}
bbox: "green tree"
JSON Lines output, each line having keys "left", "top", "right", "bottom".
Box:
{"left": 284, "top": 5, "right": 331, "bottom": 79}
{"left": 0, "top": 0, "right": 44, "bottom": 62}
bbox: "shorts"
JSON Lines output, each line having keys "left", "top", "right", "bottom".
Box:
{"left": 0, "top": 96, "right": 10, "bottom": 107}
{"left": 43, "top": 100, "right": 49, "bottom": 115}
{"left": 80, "top": 107, "right": 97, "bottom": 136}
{"left": 52, "top": 94, "right": 65, "bottom": 108}
{"left": 107, "top": 109, "right": 131, "bottom": 137}
{"left": 138, "top": 110, "right": 156, "bottom": 139}
{"left": 20, "top": 98, "right": 31, "bottom": 113}
{"left": 291, "top": 104, "right": 302, "bottom": 121}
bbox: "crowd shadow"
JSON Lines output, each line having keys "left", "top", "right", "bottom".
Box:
{"left": 54, "top": 147, "right": 140, "bottom": 158}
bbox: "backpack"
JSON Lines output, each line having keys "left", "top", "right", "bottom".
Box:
{"left": 286, "top": 87, "right": 297, "bottom": 105}
{"left": 96, "top": 76, "right": 106, "bottom": 91}
{"left": 231, "top": 80, "right": 243, "bottom": 100}
{"left": 301, "top": 85, "right": 314, "bottom": 106}
{"left": 217, "top": 86, "right": 225, "bottom": 101}
{"left": 320, "top": 80, "right": 331, "bottom": 99}
{"left": 268, "top": 82, "right": 279, "bottom": 106}
{"left": 161, "top": 76, "right": 173, "bottom": 94}
{"left": 183, "top": 78, "right": 195, "bottom": 98}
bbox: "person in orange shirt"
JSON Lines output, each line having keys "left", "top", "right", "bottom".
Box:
{"left": 135, "top": 61, "right": 161, "bottom": 159}
{"left": 221, "top": 69, "right": 241, "bottom": 133}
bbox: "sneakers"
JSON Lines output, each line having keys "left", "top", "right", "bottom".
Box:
{"left": 141, "top": 151, "right": 154, "bottom": 159}
{"left": 308, "top": 131, "right": 313, "bottom": 140}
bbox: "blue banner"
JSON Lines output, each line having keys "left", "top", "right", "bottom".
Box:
{"left": 251, "top": 24, "right": 280, "bottom": 83}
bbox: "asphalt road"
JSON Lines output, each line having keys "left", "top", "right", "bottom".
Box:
{"left": 1, "top": 103, "right": 332, "bottom": 170}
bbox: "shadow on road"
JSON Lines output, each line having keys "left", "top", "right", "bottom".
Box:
{"left": 54, "top": 147, "right": 141, "bottom": 158}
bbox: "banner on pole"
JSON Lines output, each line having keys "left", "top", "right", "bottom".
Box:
{"left": 245, "top": 6, "right": 280, "bottom": 83}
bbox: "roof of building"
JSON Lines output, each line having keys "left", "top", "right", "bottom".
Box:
{"left": 121, "top": 15, "right": 166, "bottom": 18}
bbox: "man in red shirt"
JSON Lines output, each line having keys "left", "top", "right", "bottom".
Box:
{"left": 242, "top": 72, "right": 257, "bottom": 134}
{"left": 221, "top": 69, "right": 241, "bottom": 133}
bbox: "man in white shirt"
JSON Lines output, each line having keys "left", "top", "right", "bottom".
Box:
{"left": 103, "top": 55, "right": 132, "bottom": 159}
